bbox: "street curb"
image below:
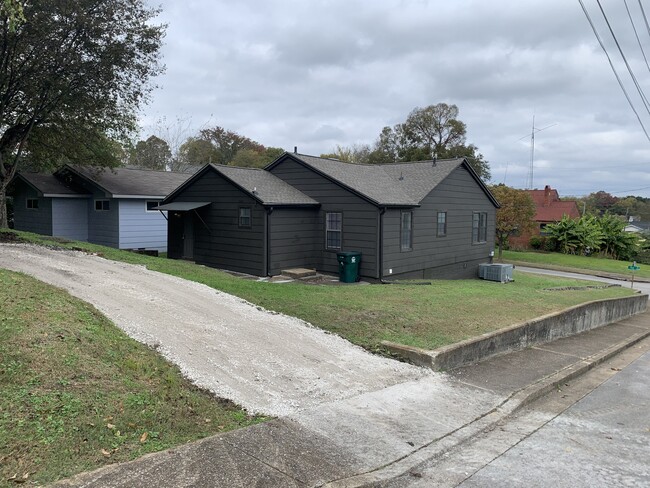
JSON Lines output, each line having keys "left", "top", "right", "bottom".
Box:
{"left": 382, "top": 294, "right": 648, "bottom": 372}
{"left": 323, "top": 327, "right": 650, "bottom": 488}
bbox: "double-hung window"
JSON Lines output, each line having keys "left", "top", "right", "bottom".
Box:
{"left": 239, "top": 207, "right": 252, "bottom": 228}
{"left": 472, "top": 212, "right": 487, "bottom": 243}
{"left": 325, "top": 212, "right": 342, "bottom": 249}
{"left": 401, "top": 211, "right": 413, "bottom": 251}
{"left": 437, "top": 211, "right": 447, "bottom": 237}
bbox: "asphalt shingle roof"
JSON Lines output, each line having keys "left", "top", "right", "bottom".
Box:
{"left": 290, "top": 154, "right": 466, "bottom": 206}
{"left": 212, "top": 164, "right": 318, "bottom": 206}
{"left": 17, "top": 172, "right": 87, "bottom": 196}
{"left": 65, "top": 166, "right": 192, "bottom": 197}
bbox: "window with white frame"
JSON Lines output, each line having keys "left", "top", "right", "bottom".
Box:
{"left": 472, "top": 212, "right": 487, "bottom": 243}
{"left": 437, "top": 211, "right": 447, "bottom": 237}
{"left": 325, "top": 212, "right": 342, "bottom": 249}
{"left": 146, "top": 200, "right": 161, "bottom": 212}
{"left": 26, "top": 198, "right": 39, "bottom": 210}
{"left": 401, "top": 211, "right": 413, "bottom": 251}
{"left": 239, "top": 207, "right": 251, "bottom": 228}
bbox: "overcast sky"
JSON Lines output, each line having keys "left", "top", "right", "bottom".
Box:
{"left": 141, "top": 0, "right": 650, "bottom": 198}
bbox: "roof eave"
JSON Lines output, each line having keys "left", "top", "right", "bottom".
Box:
{"left": 460, "top": 159, "right": 500, "bottom": 208}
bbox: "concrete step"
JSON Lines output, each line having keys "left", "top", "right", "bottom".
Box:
{"left": 281, "top": 268, "right": 317, "bottom": 279}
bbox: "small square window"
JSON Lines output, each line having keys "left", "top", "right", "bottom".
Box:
{"left": 239, "top": 207, "right": 251, "bottom": 228}
{"left": 146, "top": 200, "right": 161, "bottom": 212}
{"left": 95, "top": 200, "right": 110, "bottom": 211}
{"left": 437, "top": 211, "right": 447, "bottom": 237}
{"left": 26, "top": 198, "right": 39, "bottom": 210}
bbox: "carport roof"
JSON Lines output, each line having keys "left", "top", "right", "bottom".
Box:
{"left": 153, "top": 202, "right": 210, "bottom": 211}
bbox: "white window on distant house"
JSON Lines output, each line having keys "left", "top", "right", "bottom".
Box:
{"left": 401, "top": 211, "right": 413, "bottom": 251}
{"left": 325, "top": 212, "right": 342, "bottom": 249}
{"left": 146, "top": 200, "right": 161, "bottom": 212}
{"left": 472, "top": 211, "right": 488, "bottom": 244}
{"left": 437, "top": 211, "right": 447, "bottom": 237}
{"left": 26, "top": 198, "right": 39, "bottom": 210}
{"left": 239, "top": 207, "right": 252, "bottom": 228}
{"left": 95, "top": 199, "right": 110, "bottom": 211}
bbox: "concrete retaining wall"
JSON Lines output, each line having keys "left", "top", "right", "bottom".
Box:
{"left": 382, "top": 294, "right": 648, "bottom": 371}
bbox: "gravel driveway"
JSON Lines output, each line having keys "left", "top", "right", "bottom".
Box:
{"left": 0, "top": 244, "right": 427, "bottom": 416}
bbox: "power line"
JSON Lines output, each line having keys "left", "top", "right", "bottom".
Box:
{"left": 637, "top": 0, "right": 650, "bottom": 44}
{"left": 596, "top": 0, "right": 650, "bottom": 114}
{"left": 624, "top": 0, "right": 650, "bottom": 74}
{"left": 578, "top": 0, "right": 650, "bottom": 143}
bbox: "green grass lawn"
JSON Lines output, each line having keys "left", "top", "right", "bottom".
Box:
{"left": 500, "top": 249, "right": 650, "bottom": 280}
{"left": 0, "top": 230, "right": 636, "bottom": 352}
{"left": 0, "top": 269, "right": 265, "bottom": 486}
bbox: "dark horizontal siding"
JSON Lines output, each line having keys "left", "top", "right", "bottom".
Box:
{"left": 383, "top": 166, "right": 496, "bottom": 279}
{"left": 167, "top": 169, "right": 266, "bottom": 275}
{"left": 270, "top": 158, "right": 380, "bottom": 278}
{"left": 12, "top": 183, "right": 53, "bottom": 236}
{"left": 268, "top": 207, "right": 319, "bottom": 274}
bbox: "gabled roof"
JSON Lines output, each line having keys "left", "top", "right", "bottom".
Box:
{"left": 525, "top": 185, "right": 580, "bottom": 222}
{"left": 163, "top": 164, "right": 319, "bottom": 206}
{"left": 15, "top": 172, "right": 89, "bottom": 197}
{"left": 267, "top": 153, "right": 499, "bottom": 207}
{"left": 57, "top": 165, "right": 192, "bottom": 198}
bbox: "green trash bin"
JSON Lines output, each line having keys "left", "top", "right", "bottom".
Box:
{"left": 337, "top": 251, "right": 362, "bottom": 283}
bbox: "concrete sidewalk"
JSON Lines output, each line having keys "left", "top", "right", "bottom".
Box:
{"left": 53, "top": 309, "right": 650, "bottom": 488}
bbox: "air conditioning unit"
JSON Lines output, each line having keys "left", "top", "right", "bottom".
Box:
{"left": 478, "top": 263, "right": 513, "bottom": 283}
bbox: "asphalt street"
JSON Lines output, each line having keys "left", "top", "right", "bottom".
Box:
{"left": 458, "top": 349, "right": 650, "bottom": 488}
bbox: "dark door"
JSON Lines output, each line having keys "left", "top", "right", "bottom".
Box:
{"left": 182, "top": 213, "right": 194, "bottom": 259}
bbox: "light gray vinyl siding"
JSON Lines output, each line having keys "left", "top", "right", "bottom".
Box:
{"left": 169, "top": 170, "right": 265, "bottom": 275}
{"left": 52, "top": 198, "right": 89, "bottom": 241}
{"left": 118, "top": 200, "right": 167, "bottom": 251}
{"left": 268, "top": 207, "right": 319, "bottom": 274}
{"left": 12, "top": 183, "right": 52, "bottom": 236}
{"left": 270, "top": 159, "right": 380, "bottom": 277}
{"left": 382, "top": 165, "right": 496, "bottom": 279}
{"left": 87, "top": 193, "right": 119, "bottom": 248}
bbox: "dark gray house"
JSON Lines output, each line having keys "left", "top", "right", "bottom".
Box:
{"left": 160, "top": 153, "right": 499, "bottom": 279}
{"left": 12, "top": 165, "right": 191, "bottom": 251}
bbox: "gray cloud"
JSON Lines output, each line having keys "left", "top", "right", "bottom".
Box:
{"left": 142, "top": 0, "right": 650, "bottom": 197}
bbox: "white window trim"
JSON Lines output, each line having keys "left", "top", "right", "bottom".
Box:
{"left": 145, "top": 200, "right": 162, "bottom": 213}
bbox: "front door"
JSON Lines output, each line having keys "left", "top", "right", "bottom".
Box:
{"left": 182, "top": 212, "right": 194, "bottom": 259}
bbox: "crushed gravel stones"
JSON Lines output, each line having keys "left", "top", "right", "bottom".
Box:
{"left": 0, "top": 244, "right": 429, "bottom": 416}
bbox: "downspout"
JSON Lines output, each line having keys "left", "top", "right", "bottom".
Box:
{"left": 378, "top": 207, "right": 386, "bottom": 280}
{"left": 265, "top": 206, "right": 273, "bottom": 276}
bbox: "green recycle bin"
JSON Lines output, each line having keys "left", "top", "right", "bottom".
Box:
{"left": 337, "top": 251, "right": 362, "bottom": 283}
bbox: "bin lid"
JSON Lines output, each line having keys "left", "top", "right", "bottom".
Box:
{"left": 336, "top": 251, "right": 362, "bottom": 257}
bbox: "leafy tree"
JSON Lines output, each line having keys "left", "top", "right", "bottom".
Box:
{"left": 596, "top": 213, "right": 638, "bottom": 260}
{"left": 128, "top": 136, "right": 171, "bottom": 171}
{"left": 1, "top": 0, "right": 24, "bottom": 31}
{"left": 490, "top": 184, "right": 536, "bottom": 259}
{"left": 0, "top": 0, "right": 164, "bottom": 227}
{"left": 545, "top": 215, "right": 603, "bottom": 255}
{"left": 197, "top": 126, "right": 265, "bottom": 166}
{"left": 330, "top": 103, "right": 491, "bottom": 178}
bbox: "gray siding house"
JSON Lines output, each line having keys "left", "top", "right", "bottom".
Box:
{"left": 12, "top": 166, "right": 191, "bottom": 252}
{"left": 160, "top": 153, "right": 499, "bottom": 279}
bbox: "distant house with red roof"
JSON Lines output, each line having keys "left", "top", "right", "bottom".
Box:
{"left": 509, "top": 185, "right": 581, "bottom": 249}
